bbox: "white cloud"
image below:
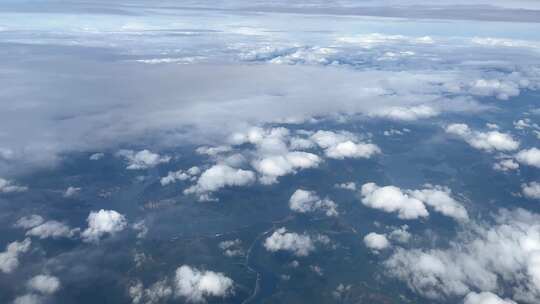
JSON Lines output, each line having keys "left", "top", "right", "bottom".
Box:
{"left": 493, "top": 159, "right": 519, "bottom": 171}
{"left": 196, "top": 146, "right": 232, "bottom": 156}
{"left": 89, "top": 152, "right": 104, "bottom": 160}
{"left": 335, "top": 182, "right": 356, "bottom": 191}
{"left": 132, "top": 220, "right": 148, "bottom": 239}
{"left": 27, "top": 274, "right": 61, "bottom": 295}
{"left": 252, "top": 152, "right": 320, "bottom": 184}
{"left": 364, "top": 232, "right": 390, "bottom": 251}
{"left": 310, "top": 130, "right": 380, "bottom": 159}
{"left": 264, "top": 227, "right": 315, "bottom": 257}
{"left": 0, "top": 238, "right": 31, "bottom": 273}
{"left": 445, "top": 123, "right": 519, "bottom": 152}
{"left": 174, "top": 265, "right": 234, "bottom": 303}
{"left": 218, "top": 239, "right": 244, "bottom": 257}
{"left": 516, "top": 148, "right": 540, "bottom": 168}
{"left": 522, "top": 182, "right": 540, "bottom": 200}
{"left": 325, "top": 141, "right": 381, "bottom": 159}
{"left": 360, "top": 183, "right": 468, "bottom": 221}
{"left": 369, "top": 105, "right": 439, "bottom": 121}
{"left": 464, "top": 292, "right": 517, "bottom": 304}
{"left": 409, "top": 186, "right": 469, "bottom": 221}
{"left": 385, "top": 209, "right": 540, "bottom": 303}
{"left": 360, "top": 183, "right": 429, "bottom": 220}
{"left": 161, "top": 167, "right": 200, "bottom": 186}
{"left": 81, "top": 210, "right": 127, "bottom": 242}
{"left": 14, "top": 215, "right": 44, "bottom": 229}
{"left": 129, "top": 280, "right": 173, "bottom": 304}
{"left": 185, "top": 164, "right": 255, "bottom": 198}
{"left": 26, "top": 221, "right": 77, "bottom": 239}
{"left": 63, "top": 186, "right": 81, "bottom": 198}
{"left": 116, "top": 149, "right": 171, "bottom": 170}
{"left": 13, "top": 294, "right": 42, "bottom": 304}
{"left": 389, "top": 225, "right": 411, "bottom": 243}
{"left": 0, "top": 178, "right": 28, "bottom": 193}
{"left": 289, "top": 189, "right": 338, "bottom": 217}
{"left": 469, "top": 78, "right": 520, "bottom": 100}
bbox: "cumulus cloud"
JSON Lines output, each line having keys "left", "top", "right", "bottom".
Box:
{"left": 364, "top": 232, "right": 390, "bottom": 251}
{"left": 185, "top": 164, "right": 255, "bottom": 199}
{"left": 89, "top": 152, "right": 104, "bottom": 160}
{"left": 0, "top": 178, "right": 28, "bottom": 193}
{"left": 174, "top": 265, "right": 234, "bottom": 303}
{"left": 116, "top": 149, "right": 171, "bottom": 170}
{"left": 27, "top": 274, "right": 61, "bottom": 295}
{"left": 161, "top": 167, "right": 200, "bottom": 186}
{"left": 0, "top": 238, "right": 31, "bottom": 273}
{"left": 26, "top": 221, "right": 77, "bottom": 239}
{"left": 369, "top": 105, "right": 439, "bottom": 121}
{"left": 13, "top": 294, "right": 42, "bottom": 304}
{"left": 522, "top": 182, "right": 540, "bottom": 200}
{"left": 464, "top": 292, "right": 517, "bottom": 304}
{"left": 81, "top": 210, "right": 127, "bottom": 242}
{"left": 360, "top": 183, "right": 428, "bottom": 220}
{"left": 264, "top": 227, "right": 315, "bottom": 257}
{"left": 493, "top": 159, "right": 519, "bottom": 171}
{"left": 384, "top": 209, "right": 540, "bottom": 303}
{"left": 14, "top": 215, "right": 44, "bottom": 229}
{"left": 335, "top": 182, "right": 357, "bottom": 191}
{"left": 218, "top": 239, "right": 244, "bottom": 257}
{"left": 289, "top": 189, "right": 338, "bottom": 217}
{"left": 360, "top": 183, "right": 468, "bottom": 221}
{"left": 310, "top": 130, "right": 380, "bottom": 159}
{"left": 252, "top": 152, "right": 321, "bottom": 184}
{"left": 515, "top": 148, "right": 540, "bottom": 168}
{"left": 445, "top": 123, "right": 519, "bottom": 152}
{"left": 63, "top": 186, "right": 81, "bottom": 198}
{"left": 469, "top": 78, "right": 521, "bottom": 100}
{"left": 389, "top": 225, "right": 411, "bottom": 243}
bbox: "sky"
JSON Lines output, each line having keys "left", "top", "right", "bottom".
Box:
{"left": 0, "top": 1, "right": 540, "bottom": 304}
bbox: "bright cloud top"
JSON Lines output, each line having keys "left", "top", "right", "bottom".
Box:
{"left": 264, "top": 227, "right": 315, "bottom": 257}
{"left": 289, "top": 189, "right": 338, "bottom": 217}
{"left": 81, "top": 209, "right": 127, "bottom": 242}
{"left": 360, "top": 183, "right": 468, "bottom": 221}
{"left": 445, "top": 123, "right": 519, "bottom": 152}
{"left": 0, "top": 238, "right": 31, "bottom": 273}
{"left": 116, "top": 149, "right": 171, "bottom": 170}
{"left": 174, "top": 265, "right": 234, "bottom": 303}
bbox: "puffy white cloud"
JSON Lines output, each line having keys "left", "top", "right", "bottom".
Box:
{"left": 116, "top": 149, "right": 171, "bottom": 170}
{"left": 310, "top": 130, "right": 380, "bottom": 159}
{"left": 516, "top": 148, "right": 540, "bottom": 168}
{"left": 384, "top": 209, "right": 540, "bottom": 303}
{"left": 129, "top": 280, "right": 173, "bottom": 304}
{"left": 26, "top": 221, "right": 77, "bottom": 239}
{"left": 369, "top": 105, "right": 439, "bottom": 121}
{"left": 185, "top": 164, "right": 255, "bottom": 198}
{"left": 289, "top": 189, "right": 338, "bottom": 217}
{"left": 252, "top": 152, "right": 320, "bottom": 184}
{"left": 89, "top": 152, "right": 104, "bottom": 160}
{"left": 389, "top": 225, "right": 411, "bottom": 243}
{"left": 335, "top": 182, "right": 357, "bottom": 191}
{"left": 0, "top": 238, "right": 31, "bottom": 273}
{"left": 14, "top": 215, "right": 44, "bottom": 229}
{"left": 360, "top": 183, "right": 429, "bottom": 220}
{"left": 445, "top": 123, "right": 519, "bottom": 152}
{"left": 0, "top": 178, "right": 27, "bottom": 193}
{"left": 364, "top": 232, "right": 390, "bottom": 251}
{"left": 264, "top": 227, "right": 315, "bottom": 257}
{"left": 63, "top": 186, "right": 81, "bottom": 198}
{"left": 218, "top": 239, "right": 244, "bottom": 257}
{"left": 196, "top": 146, "right": 232, "bottom": 156}
{"left": 409, "top": 186, "right": 469, "bottom": 221}
{"left": 469, "top": 78, "right": 520, "bottom": 100}
{"left": 493, "top": 159, "right": 519, "bottom": 171}
{"left": 360, "top": 183, "right": 468, "bottom": 221}
{"left": 161, "top": 166, "right": 200, "bottom": 186}
{"left": 13, "top": 294, "right": 42, "bottom": 304}
{"left": 325, "top": 141, "right": 381, "bottom": 159}
{"left": 27, "top": 274, "right": 61, "bottom": 295}
{"left": 522, "top": 182, "right": 540, "bottom": 200}
{"left": 81, "top": 210, "right": 127, "bottom": 242}
{"left": 132, "top": 220, "right": 148, "bottom": 239}
{"left": 464, "top": 292, "right": 517, "bottom": 304}
{"left": 174, "top": 265, "right": 234, "bottom": 303}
